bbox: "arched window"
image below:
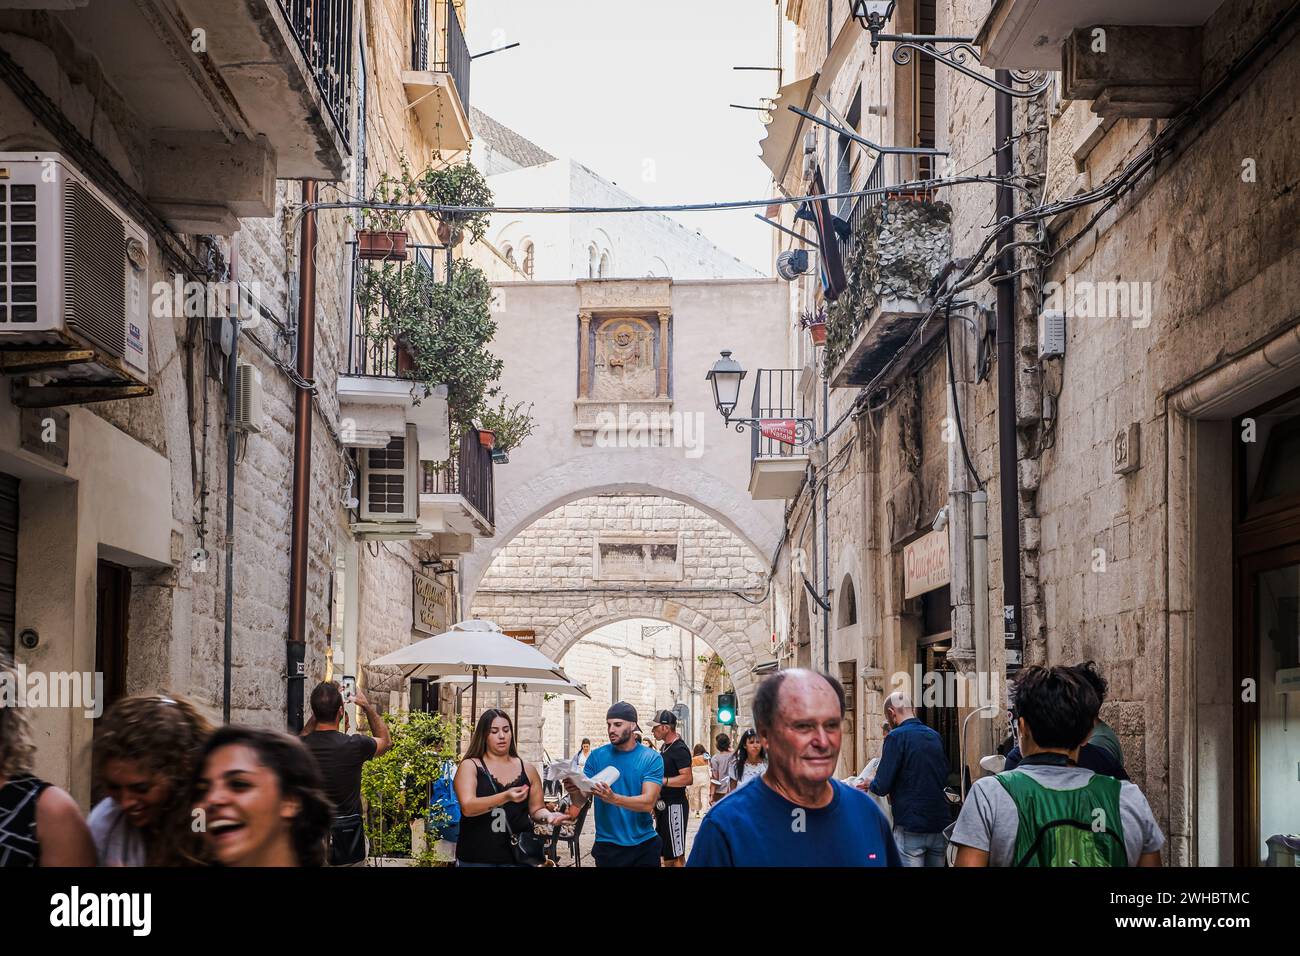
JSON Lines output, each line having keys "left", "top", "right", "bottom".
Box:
{"left": 521, "top": 241, "right": 535, "bottom": 279}
{"left": 837, "top": 574, "right": 858, "bottom": 628}
{"left": 588, "top": 244, "right": 600, "bottom": 278}
{"left": 598, "top": 251, "right": 611, "bottom": 278}
{"left": 502, "top": 243, "right": 516, "bottom": 269}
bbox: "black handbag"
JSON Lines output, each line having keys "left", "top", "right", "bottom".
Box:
{"left": 328, "top": 813, "right": 366, "bottom": 866}
{"left": 478, "top": 759, "right": 547, "bottom": 867}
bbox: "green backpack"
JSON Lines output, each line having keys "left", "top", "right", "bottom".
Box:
{"left": 995, "top": 769, "right": 1128, "bottom": 867}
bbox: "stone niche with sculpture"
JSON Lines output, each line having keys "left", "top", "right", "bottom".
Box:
{"left": 574, "top": 278, "right": 674, "bottom": 447}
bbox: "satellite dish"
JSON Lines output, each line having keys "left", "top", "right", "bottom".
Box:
{"left": 777, "top": 249, "right": 811, "bottom": 281}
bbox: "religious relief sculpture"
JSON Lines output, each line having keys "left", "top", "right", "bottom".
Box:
{"left": 589, "top": 316, "right": 660, "bottom": 401}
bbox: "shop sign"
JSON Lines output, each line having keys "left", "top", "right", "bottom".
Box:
{"left": 904, "top": 529, "right": 950, "bottom": 599}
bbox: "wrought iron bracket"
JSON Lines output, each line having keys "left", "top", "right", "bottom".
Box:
{"left": 875, "top": 34, "right": 1051, "bottom": 99}
{"left": 725, "top": 416, "right": 817, "bottom": 447}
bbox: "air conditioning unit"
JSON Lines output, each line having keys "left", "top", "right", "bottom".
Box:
{"left": 359, "top": 424, "right": 418, "bottom": 522}
{"left": 234, "top": 362, "right": 264, "bottom": 433}
{"left": 0, "top": 153, "right": 150, "bottom": 386}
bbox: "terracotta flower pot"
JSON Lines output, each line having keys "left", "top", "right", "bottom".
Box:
{"left": 357, "top": 230, "right": 408, "bottom": 261}
{"left": 808, "top": 322, "right": 828, "bottom": 346}
{"left": 478, "top": 429, "right": 495, "bottom": 449}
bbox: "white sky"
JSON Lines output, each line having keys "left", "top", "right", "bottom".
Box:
{"left": 464, "top": 0, "right": 784, "bottom": 275}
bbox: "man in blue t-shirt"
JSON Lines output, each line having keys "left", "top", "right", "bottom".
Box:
{"left": 687, "top": 670, "right": 900, "bottom": 867}
{"left": 562, "top": 701, "right": 664, "bottom": 866}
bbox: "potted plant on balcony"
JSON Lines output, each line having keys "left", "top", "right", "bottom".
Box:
{"left": 421, "top": 161, "right": 493, "bottom": 247}
{"left": 354, "top": 158, "right": 423, "bottom": 261}
{"left": 354, "top": 255, "right": 504, "bottom": 436}
{"left": 477, "top": 397, "right": 536, "bottom": 464}
{"left": 800, "top": 307, "right": 829, "bottom": 346}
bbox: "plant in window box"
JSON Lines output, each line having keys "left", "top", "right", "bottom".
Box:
{"left": 800, "top": 307, "right": 829, "bottom": 346}
{"left": 420, "top": 161, "right": 493, "bottom": 247}
{"left": 355, "top": 257, "right": 504, "bottom": 435}
{"left": 353, "top": 158, "right": 423, "bottom": 261}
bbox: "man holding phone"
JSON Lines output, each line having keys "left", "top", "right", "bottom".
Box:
{"left": 302, "top": 680, "right": 392, "bottom": 866}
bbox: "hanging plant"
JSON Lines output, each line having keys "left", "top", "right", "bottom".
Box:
{"left": 477, "top": 397, "right": 535, "bottom": 455}
{"left": 354, "top": 257, "right": 504, "bottom": 434}
{"left": 420, "top": 161, "right": 493, "bottom": 245}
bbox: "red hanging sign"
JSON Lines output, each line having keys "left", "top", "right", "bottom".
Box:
{"left": 759, "top": 419, "right": 798, "bottom": 444}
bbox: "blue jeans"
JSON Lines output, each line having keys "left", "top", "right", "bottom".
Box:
{"left": 894, "top": 827, "right": 947, "bottom": 867}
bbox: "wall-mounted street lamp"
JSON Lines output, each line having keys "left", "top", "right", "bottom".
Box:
{"left": 706, "top": 351, "right": 817, "bottom": 446}
{"left": 850, "top": 0, "right": 1050, "bottom": 99}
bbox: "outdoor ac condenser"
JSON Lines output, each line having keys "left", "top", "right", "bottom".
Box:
{"left": 0, "top": 152, "right": 150, "bottom": 385}
{"left": 359, "top": 423, "right": 419, "bottom": 522}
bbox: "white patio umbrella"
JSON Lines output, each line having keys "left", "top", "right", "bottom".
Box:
{"left": 368, "top": 619, "right": 571, "bottom": 719}
{"left": 434, "top": 674, "right": 590, "bottom": 731}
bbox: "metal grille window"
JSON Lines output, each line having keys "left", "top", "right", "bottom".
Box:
{"left": 412, "top": 0, "right": 430, "bottom": 70}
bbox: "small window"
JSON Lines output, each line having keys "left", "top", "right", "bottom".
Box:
{"left": 838, "top": 574, "right": 858, "bottom": 628}
{"left": 522, "top": 241, "right": 535, "bottom": 279}
{"left": 598, "top": 251, "right": 611, "bottom": 278}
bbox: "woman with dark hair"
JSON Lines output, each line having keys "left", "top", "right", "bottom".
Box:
{"left": 193, "top": 726, "right": 332, "bottom": 867}
{"left": 453, "top": 709, "right": 565, "bottom": 867}
{"left": 0, "top": 655, "right": 96, "bottom": 867}
{"left": 90, "top": 694, "right": 212, "bottom": 866}
{"left": 731, "top": 729, "right": 768, "bottom": 791}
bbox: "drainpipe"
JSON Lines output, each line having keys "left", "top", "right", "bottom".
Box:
{"left": 971, "top": 489, "right": 991, "bottom": 753}
{"left": 222, "top": 232, "right": 242, "bottom": 724}
{"left": 994, "top": 76, "right": 1022, "bottom": 676}
{"left": 287, "top": 180, "right": 318, "bottom": 732}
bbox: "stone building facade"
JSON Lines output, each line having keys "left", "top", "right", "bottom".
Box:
{"left": 758, "top": 0, "right": 1300, "bottom": 865}
{"left": 0, "top": 0, "right": 486, "bottom": 801}
{"left": 471, "top": 494, "right": 765, "bottom": 759}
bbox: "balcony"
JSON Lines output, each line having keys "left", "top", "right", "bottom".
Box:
{"left": 419, "top": 429, "right": 495, "bottom": 551}
{"left": 0, "top": 0, "right": 353, "bottom": 232}
{"left": 404, "top": 0, "right": 473, "bottom": 153}
{"left": 825, "top": 154, "right": 952, "bottom": 390}
{"left": 748, "top": 369, "right": 809, "bottom": 502}
{"left": 338, "top": 242, "right": 452, "bottom": 460}
{"left": 975, "top": 0, "right": 1216, "bottom": 116}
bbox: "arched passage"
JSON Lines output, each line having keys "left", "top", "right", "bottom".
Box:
{"left": 502, "top": 597, "right": 766, "bottom": 760}
{"left": 462, "top": 455, "right": 783, "bottom": 604}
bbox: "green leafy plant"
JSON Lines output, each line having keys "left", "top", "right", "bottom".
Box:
{"left": 421, "top": 162, "right": 493, "bottom": 244}
{"left": 478, "top": 397, "right": 536, "bottom": 454}
{"left": 354, "top": 155, "right": 424, "bottom": 233}
{"left": 355, "top": 258, "right": 504, "bottom": 433}
{"left": 360, "top": 710, "right": 460, "bottom": 858}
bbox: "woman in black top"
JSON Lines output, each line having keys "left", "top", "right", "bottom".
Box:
{"left": 0, "top": 655, "right": 96, "bottom": 867}
{"left": 453, "top": 709, "right": 565, "bottom": 866}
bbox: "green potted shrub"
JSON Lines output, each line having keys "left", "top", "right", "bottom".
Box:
{"left": 355, "top": 158, "right": 423, "bottom": 261}
{"left": 478, "top": 397, "right": 536, "bottom": 464}
{"left": 360, "top": 709, "right": 460, "bottom": 863}
{"left": 421, "top": 161, "right": 493, "bottom": 247}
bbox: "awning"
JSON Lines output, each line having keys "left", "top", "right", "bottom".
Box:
{"left": 758, "top": 73, "right": 819, "bottom": 184}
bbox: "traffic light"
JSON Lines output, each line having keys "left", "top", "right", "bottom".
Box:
{"left": 716, "top": 692, "right": 736, "bottom": 726}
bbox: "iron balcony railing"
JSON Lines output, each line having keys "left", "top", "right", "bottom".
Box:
{"left": 347, "top": 242, "right": 451, "bottom": 378}
{"left": 838, "top": 152, "right": 937, "bottom": 267}
{"left": 411, "top": 0, "right": 471, "bottom": 116}
{"left": 750, "top": 369, "right": 805, "bottom": 463}
{"left": 276, "top": 0, "right": 355, "bottom": 148}
{"left": 422, "top": 429, "right": 495, "bottom": 526}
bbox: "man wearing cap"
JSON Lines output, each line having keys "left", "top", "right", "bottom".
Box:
{"left": 562, "top": 701, "right": 665, "bottom": 867}
{"left": 650, "top": 709, "right": 693, "bottom": 867}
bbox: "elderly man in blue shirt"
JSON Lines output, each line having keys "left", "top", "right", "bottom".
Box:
{"left": 864, "top": 691, "right": 952, "bottom": 867}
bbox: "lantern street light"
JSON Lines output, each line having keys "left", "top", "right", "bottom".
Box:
{"left": 706, "top": 351, "right": 816, "bottom": 447}
{"left": 850, "top": 0, "right": 1049, "bottom": 98}
{"left": 705, "top": 350, "right": 746, "bottom": 422}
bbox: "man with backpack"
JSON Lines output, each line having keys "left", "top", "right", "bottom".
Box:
{"left": 951, "top": 665, "right": 1163, "bottom": 867}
